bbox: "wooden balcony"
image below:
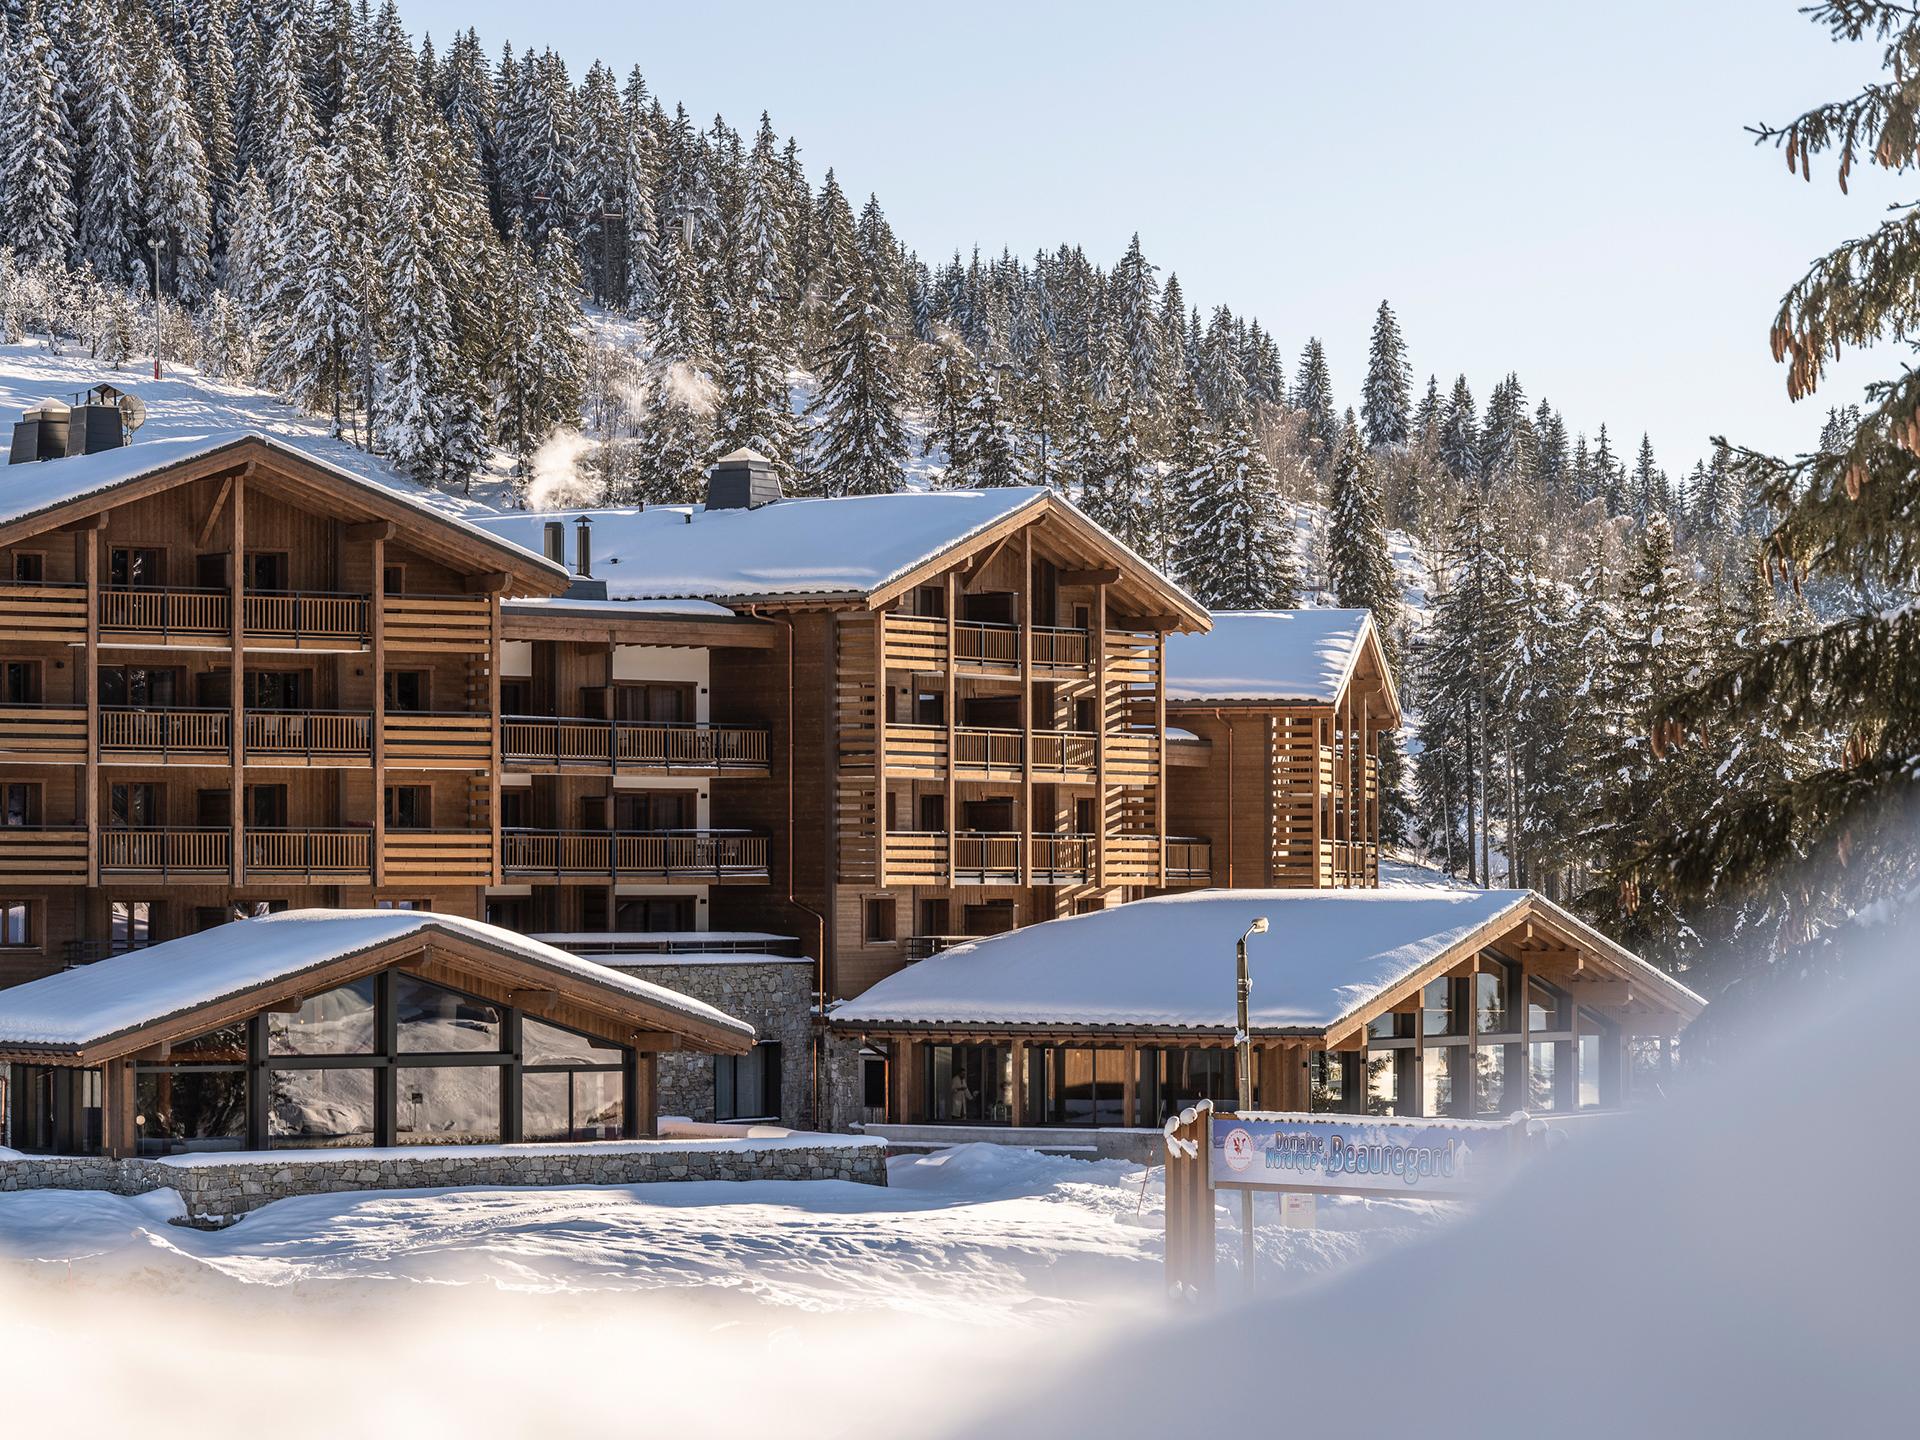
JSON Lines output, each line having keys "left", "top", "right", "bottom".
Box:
{"left": 499, "top": 829, "right": 769, "bottom": 885}
{"left": 0, "top": 704, "right": 87, "bottom": 763}
{"left": 86, "top": 709, "right": 491, "bottom": 769}
{"left": 0, "top": 826, "right": 89, "bottom": 885}
{"left": 884, "top": 725, "right": 1099, "bottom": 781}
{"left": 384, "top": 712, "right": 492, "bottom": 770}
{"left": 881, "top": 832, "right": 1108, "bottom": 887}
{"left": 1163, "top": 836, "right": 1213, "bottom": 886}
{"left": 81, "top": 589, "right": 486, "bottom": 652}
{"left": 101, "top": 706, "right": 230, "bottom": 762}
{"left": 91, "top": 826, "right": 493, "bottom": 884}
{"left": 382, "top": 594, "right": 493, "bottom": 654}
{"left": 0, "top": 582, "right": 87, "bottom": 641}
{"left": 879, "top": 615, "right": 1095, "bottom": 676}
{"left": 500, "top": 717, "right": 769, "bottom": 775}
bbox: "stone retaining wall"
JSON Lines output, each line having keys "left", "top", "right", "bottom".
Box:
{"left": 0, "top": 1136, "right": 887, "bottom": 1223}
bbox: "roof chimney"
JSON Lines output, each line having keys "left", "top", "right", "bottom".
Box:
{"left": 706, "top": 449, "right": 783, "bottom": 511}
{"left": 9, "top": 385, "right": 141, "bottom": 465}
{"left": 9, "top": 403, "right": 70, "bottom": 464}
{"left": 542, "top": 520, "right": 565, "bottom": 565}
{"left": 574, "top": 515, "right": 593, "bottom": 577}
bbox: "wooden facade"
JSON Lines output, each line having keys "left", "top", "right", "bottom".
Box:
{"left": 1162, "top": 621, "right": 1400, "bottom": 891}
{"left": 0, "top": 437, "right": 566, "bottom": 983}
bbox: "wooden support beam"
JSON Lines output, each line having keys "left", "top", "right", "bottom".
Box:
{"left": 962, "top": 532, "right": 1014, "bottom": 591}
{"left": 1093, "top": 580, "right": 1107, "bottom": 889}
{"left": 345, "top": 519, "right": 397, "bottom": 542}
{"left": 229, "top": 466, "right": 247, "bottom": 886}
{"left": 627, "top": 1031, "right": 685, "bottom": 1051}
{"left": 1057, "top": 566, "right": 1121, "bottom": 587}
{"left": 944, "top": 567, "right": 956, "bottom": 887}
{"left": 460, "top": 570, "right": 513, "bottom": 594}
{"left": 1566, "top": 981, "right": 1634, "bottom": 1007}
{"left": 1019, "top": 527, "right": 1033, "bottom": 888}
{"left": 371, "top": 532, "right": 387, "bottom": 888}
{"left": 196, "top": 472, "right": 235, "bottom": 547}
{"left": 1129, "top": 614, "right": 1184, "bottom": 632}
{"left": 83, "top": 523, "right": 99, "bottom": 886}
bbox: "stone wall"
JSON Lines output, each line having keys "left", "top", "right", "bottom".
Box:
{"left": 822, "top": 1030, "right": 879, "bottom": 1133}
{"left": 613, "top": 958, "right": 816, "bottom": 1126}
{"left": 0, "top": 1134, "right": 888, "bottom": 1223}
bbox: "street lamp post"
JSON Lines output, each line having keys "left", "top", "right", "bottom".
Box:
{"left": 1236, "top": 915, "right": 1269, "bottom": 1288}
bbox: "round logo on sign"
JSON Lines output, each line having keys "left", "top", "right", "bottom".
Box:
{"left": 1223, "top": 1127, "right": 1255, "bottom": 1173}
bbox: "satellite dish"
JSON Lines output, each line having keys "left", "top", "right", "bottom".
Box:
{"left": 117, "top": 391, "right": 146, "bottom": 434}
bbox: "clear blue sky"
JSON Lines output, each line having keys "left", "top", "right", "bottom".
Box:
{"left": 402, "top": 0, "right": 1890, "bottom": 472}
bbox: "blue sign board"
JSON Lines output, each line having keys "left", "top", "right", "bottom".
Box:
{"left": 1208, "top": 1114, "right": 1511, "bottom": 1197}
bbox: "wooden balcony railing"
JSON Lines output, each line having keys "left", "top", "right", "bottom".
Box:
{"left": 98, "top": 586, "right": 228, "bottom": 639}
{"left": 0, "top": 704, "right": 88, "bottom": 761}
{"left": 1030, "top": 730, "right": 1098, "bottom": 776}
{"left": 244, "top": 827, "right": 371, "bottom": 878}
{"left": 0, "top": 826, "right": 89, "bottom": 884}
{"left": 880, "top": 613, "right": 948, "bottom": 670}
{"left": 882, "top": 831, "right": 948, "bottom": 884}
{"left": 1030, "top": 833, "right": 1096, "bottom": 884}
{"left": 383, "top": 828, "right": 494, "bottom": 883}
{"left": 953, "top": 832, "right": 1022, "bottom": 884}
{"left": 0, "top": 581, "right": 87, "bottom": 640}
{"left": 500, "top": 717, "right": 769, "bottom": 773}
{"left": 953, "top": 621, "right": 1020, "bottom": 670}
{"left": 102, "top": 706, "right": 229, "bottom": 759}
{"left": 952, "top": 727, "right": 1025, "bottom": 775}
{"left": 99, "top": 827, "right": 232, "bottom": 876}
{"left": 904, "top": 934, "right": 972, "bottom": 960}
{"left": 1104, "top": 833, "right": 1163, "bottom": 884}
{"left": 242, "top": 591, "right": 369, "bottom": 645}
{"left": 1030, "top": 625, "right": 1091, "bottom": 670}
{"left": 1164, "top": 836, "right": 1213, "bottom": 885}
{"left": 383, "top": 594, "right": 492, "bottom": 654}
{"left": 247, "top": 709, "right": 371, "bottom": 762}
{"left": 500, "top": 829, "right": 769, "bottom": 882}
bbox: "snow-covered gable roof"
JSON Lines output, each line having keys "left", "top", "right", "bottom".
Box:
{"left": 471, "top": 488, "right": 1053, "bottom": 604}
{"left": 0, "top": 431, "right": 566, "bottom": 584}
{"left": 832, "top": 886, "right": 1700, "bottom": 1035}
{"left": 0, "top": 910, "right": 753, "bottom": 1055}
{"left": 1164, "top": 609, "right": 1375, "bottom": 705}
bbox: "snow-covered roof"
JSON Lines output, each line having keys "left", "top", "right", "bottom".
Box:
{"left": 0, "top": 910, "right": 753, "bottom": 1055}
{"left": 472, "top": 489, "right": 1053, "bottom": 604}
{"left": 504, "top": 596, "right": 743, "bottom": 619}
{"left": 835, "top": 887, "right": 1639, "bottom": 1035}
{"left": 0, "top": 430, "right": 566, "bottom": 584}
{"left": 1164, "top": 609, "right": 1375, "bottom": 705}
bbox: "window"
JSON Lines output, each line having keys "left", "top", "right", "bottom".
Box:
{"left": 613, "top": 681, "right": 694, "bottom": 724}
{"left": 110, "top": 901, "right": 152, "bottom": 952}
{"left": 98, "top": 665, "right": 182, "bottom": 708}
{"left": 1474, "top": 961, "right": 1512, "bottom": 1033}
{"left": 138, "top": 1070, "right": 247, "bottom": 1156}
{"left": 963, "top": 901, "right": 1016, "bottom": 937}
{"left": 615, "top": 896, "right": 693, "bottom": 932}
{"left": 1309, "top": 1052, "right": 1352, "bottom": 1112}
{"left": 109, "top": 546, "right": 165, "bottom": 587}
{"left": 521, "top": 1016, "right": 628, "bottom": 1140}
{"left": 2, "top": 660, "right": 42, "bottom": 704}
{"left": 913, "top": 584, "right": 946, "bottom": 618}
{"left": 1139, "top": 1048, "right": 1237, "bottom": 1126}
{"left": 863, "top": 897, "right": 896, "bottom": 944}
{"left": 384, "top": 785, "right": 431, "bottom": 830}
{"left": 0, "top": 901, "right": 32, "bottom": 947}
{"left": 613, "top": 790, "right": 694, "bottom": 830}
{"left": 1074, "top": 797, "right": 1098, "bottom": 834}
{"left": 245, "top": 552, "right": 288, "bottom": 591}
{"left": 12, "top": 552, "right": 45, "bottom": 582}
{"left": 2, "top": 782, "right": 41, "bottom": 827}
{"left": 384, "top": 670, "right": 429, "bottom": 712}
{"left": 396, "top": 1065, "right": 502, "bottom": 1145}
{"left": 715, "top": 1041, "right": 783, "bottom": 1122}
{"left": 862, "top": 1056, "right": 887, "bottom": 1109}
{"left": 269, "top": 1068, "right": 377, "bottom": 1148}
{"left": 1028, "top": 1046, "right": 1126, "bottom": 1126}
{"left": 394, "top": 973, "right": 501, "bottom": 1053}
{"left": 246, "top": 784, "right": 288, "bottom": 829}
{"left": 498, "top": 789, "right": 530, "bottom": 829}
{"left": 243, "top": 670, "right": 310, "bottom": 710}
{"left": 918, "top": 898, "right": 949, "bottom": 938}
{"left": 109, "top": 783, "right": 163, "bottom": 827}
{"left": 916, "top": 793, "right": 945, "bottom": 833}
{"left": 914, "top": 688, "right": 944, "bottom": 725}
{"left": 499, "top": 679, "right": 531, "bottom": 714}
{"left": 375, "top": 898, "right": 431, "bottom": 911}
{"left": 194, "top": 553, "right": 227, "bottom": 589}
{"left": 7, "top": 1065, "right": 102, "bottom": 1154}
{"left": 926, "top": 1044, "right": 1012, "bottom": 1123}
{"left": 1473, "top": 1045, "right": 1510, "bottom": 1115}
{"left": 383, "top": 565, "right": 405, "bottom": 596}
{"left": 268, "top": 978, "right": 377, "bottom": 1056}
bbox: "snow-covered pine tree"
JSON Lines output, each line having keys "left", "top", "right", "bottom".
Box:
{"left": 1361, "top": 300, "right": 1411, "bottom": 451}
{"left": 714, "top": 126, "right": 798, "bottom": 471}
{"left": 631, "top": 219, "right": 719, "bottom": 503}
{"left": 804, "top": 255, "right": 909, "bottom": 497}
{"left": 73, "top": 0, "right": 144, "bottom": 287}
{"left": 1112, "top": 232, "right": 1164, "bottom": 403}
{"left": 1176, "top": 407, "right": 1299, "bottom": 609}
{"left": 0, "top": 5, "right": 76, "bottom": 266}
{"left": 1437, "top": 375, "right": 1480, "bottom": 488}
{"left": 1326, "top": 410, "right": 1400, "bottom": 632}
{"left": 1015, "top": 328, "right": 1065, "bottom": 488}
{"left": 573, "top": 60, "right": 630, "bottom": 305}
{"left": 145, "top": 43, "right": 214, "bottom": 301}
{"left": 1629, "top": 433, "right": 1669, "bottom": 520}
{"left": 373, "top": 124, "right": 457, "bottom": 484}
{"left": 1579, "top": 511, "right": 1712, "bottom": 963}
{"left": 1292, "top": 337, "right": 1337, "bottom": 472}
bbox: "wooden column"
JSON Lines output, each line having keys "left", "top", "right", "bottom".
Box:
{"left": 228, "top": 468, "right": 246, "bottom": 886}
{"left": 1018, "top": 529, "right": 1033, "bottom": 888}
{"left": 488, "top": 592, "right": 503, "bottom": 887}
{"left": 1122, "top": 1041, "right": 1138, "bottom": 1126}
{"left": 1092, "top": 581, "right": 1107, "bottom": 889}
{"left": 101, "top": 1057, "right": 136, "bottom": 1159}
{"left": 636, "top": 1052, "right": 658, "bottom": 1137}
{"left": 1009, "top": 1038, "right": 1028, "bottom": 1127}
{"left": 1153, "top": 631, "right": 1167, "bottom": 885}
{"left": 944, "top": 571, "right": 956, "bottom": 891}
{"left": 82, "top": 520, "right": 101, "bottom": 887}
{"left": 1311, "top": 713, "right": 1325, "bottom": 888}
{"left": 874, "top": 610, "right": 890, "bottom": 885}
{"left": 370, "top": 533, "right": 387, "bottom": 889}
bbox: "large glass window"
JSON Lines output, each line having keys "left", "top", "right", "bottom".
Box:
{"left": 395, "top": 1065, "right": 502, "bottom": 1145}
{"left": 715, "top": 1041, "right": 784, "bottom": 1122}
{"left": 137, "top": 1070, "right": 245, "bottom": 1155}
{"left": 523, "top": 1070, "right": 624, "bottom": 1141}
{"left": 1473, "top": 1044, "right": 1509, "bottom": 1115}
{"left": 524, "top": 1017, "right": 621, "bottom": 1066}
{"left": 1138, "top": 1048, "right": 1236, "bottom": 1125}
{"left": 267, "top": 978, "right": 376, "bottom": 1056}
{"left": 1422, "top": 978, "right": 1463, "bottom": 1037}
{"left": 924, "top": 1044, "right": 1010, "bottom": 1124}
{"left": 395, "top": 974, "right": 501, "bottom": 1053}
{"left": 1474, "top": 963, "right": 1512, "bottom": 1034}
{"left": 1029, "top": 1046, "right": 1125, "bottom": 1126}
{"left": 1579, "top": 1034, "right": 1602, "bottom": 1108}
{"left": 269, "top": 1068, "right": 377, "bottom": 1147}
{"left": 1424, "top": 1046, "right": 1463, "bottom": 1117}
{"left": 1309, "top": 1052, "right": 1356, "bottom": 1113}
{"left": 1529, "top": 1043, "right": 1558, "bottom": 1111}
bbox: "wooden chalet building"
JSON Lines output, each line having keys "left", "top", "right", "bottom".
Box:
{"left": 829, "top": 888, "right": 1705, "bottom": 1136}
{"left": 473, "top": 450, "right": 1211, "bottom": 1008}
{"left": 1161, "top": 609, "right": 1400, "bottom": 890}
{"left": 0, "top": 426, "right": 570, "bottom": 984}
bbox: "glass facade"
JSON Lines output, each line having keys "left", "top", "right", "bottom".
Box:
{"left": 103, "top": 969, "right": 637, "bottom": 1156}
{"left": 715, "top": 1041, "right": 784, "bottom": 1122}
{"left": 927, "top": 1043, "right": 1013, "bottom": 1123}
{"left": 1138, "top": 1048, "right": 1237, "bottom": 1125}
{"left": 1028, "top": 1046, "right": 1126, "bottom": 1126}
